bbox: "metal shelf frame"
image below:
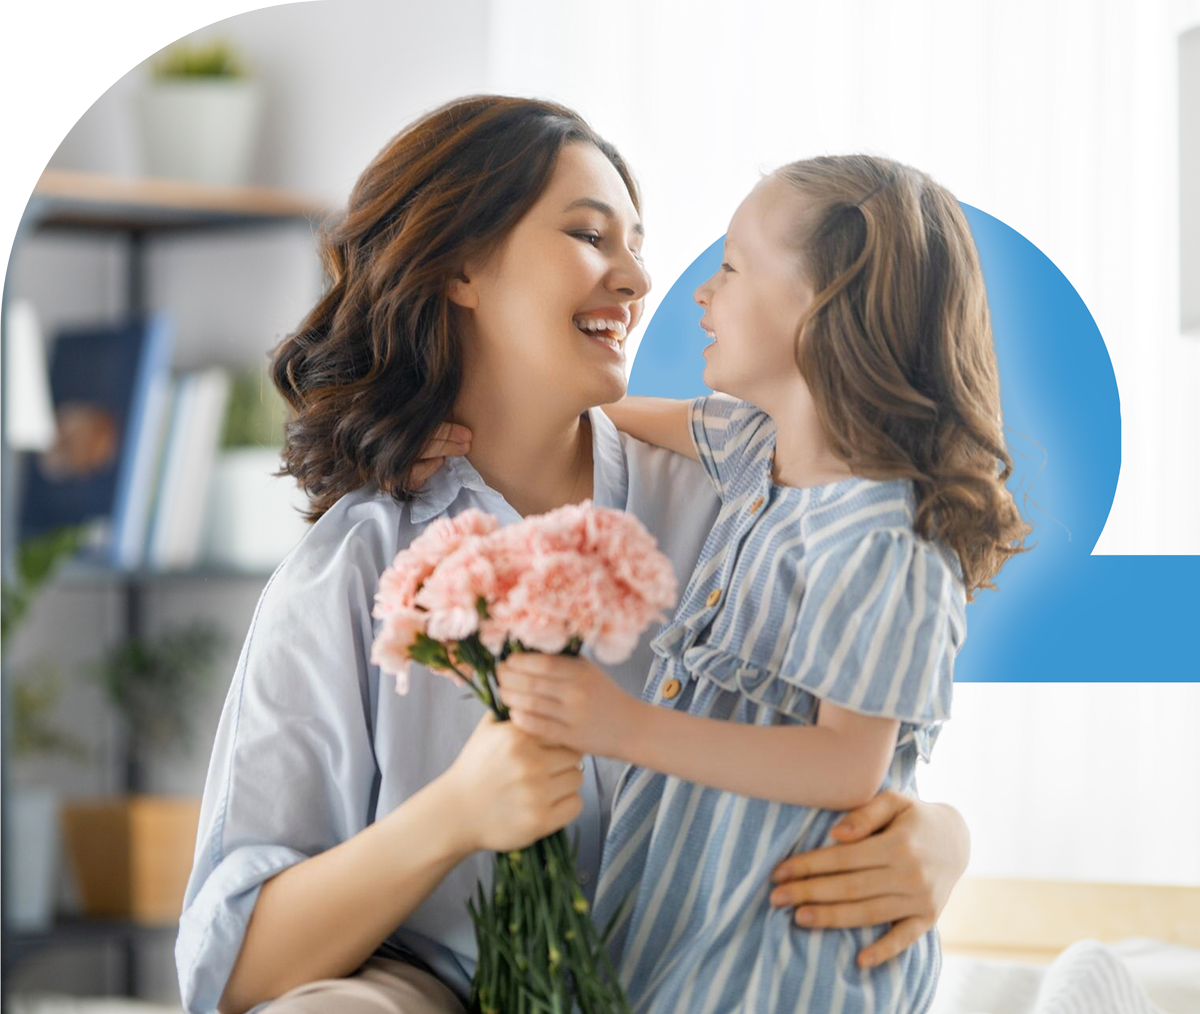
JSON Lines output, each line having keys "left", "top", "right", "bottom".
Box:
{"left": 1, "top": 170, "right": 324, "bottom": 1009}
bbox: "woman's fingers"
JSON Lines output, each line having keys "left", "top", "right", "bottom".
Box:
{"left": 545, "top": 764, "right": 586, "bottom": 802}
{"left": 790, "top": 894, "right": 915, "bottom": 931}
{"left": 423, "top": 422, "right": 472, "bottom": 458}
{"left": 857, "top": 917, "right": 931, "bottom": 969}
{"left": 829, "top": 789, "right": 912, "bottom": 843}
{"left": 771, "top": 837, "right": 883, "bottom": 883}
{"left": 768, "top": 868, "right": 899, "bottom": 908}
{"left": 408, "top": 457, "right": 445, "bottom": 488}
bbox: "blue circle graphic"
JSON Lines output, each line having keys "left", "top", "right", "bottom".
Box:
{"left": 628, "top": 206, "right": 1196, "bottom": 682}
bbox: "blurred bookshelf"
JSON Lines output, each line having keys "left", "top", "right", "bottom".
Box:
{"left": 1, "top": 170, "right": 326, "bottom": 1004}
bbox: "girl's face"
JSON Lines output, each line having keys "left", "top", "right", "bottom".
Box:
{"left": 693, "top": 175, "right": 815, "bottom": 406}
{"left": 451, "top": 142, "right": 650, "bottom": 413}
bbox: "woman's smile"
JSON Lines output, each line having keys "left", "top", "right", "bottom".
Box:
{"left": 573, "top": 305, "right": 630, "bottom": 357}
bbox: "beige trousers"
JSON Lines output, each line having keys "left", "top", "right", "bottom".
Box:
{"left": 259, "top": 956, "right": 468, "bottom": 1014}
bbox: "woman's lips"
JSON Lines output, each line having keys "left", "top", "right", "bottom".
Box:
{"left": 573, "top": 315, "right": 626, "bottom": 356}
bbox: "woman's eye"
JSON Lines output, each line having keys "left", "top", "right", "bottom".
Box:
{"left": 721, "top": 262, "right": 735, "bottom": 273}
{"left": 574, "top": 232, "right": 603, "bottom": 247}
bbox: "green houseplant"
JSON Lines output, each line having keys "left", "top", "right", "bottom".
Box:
{"left": 137, "top": 36, "right": 264, "bottom": 186}
{"left": 202, "top": 363, "right": 309, "bottom": 571}
{"left": 59, "top": 620, "right": 227, "bottom": 924}
{"left": 2, "top": 525, "right": 89, "bottom": 930}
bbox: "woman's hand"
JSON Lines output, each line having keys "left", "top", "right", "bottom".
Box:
{"left": 768, "top": 791, "right": 970, "bottom": 969}
{"left": 407, "top": 422, "right": 472, "bottom": 489}
{"left": 496, "top": 653, "right": 641, "bottom": 759}
{"left": 440, "top": 711, "right": 585, "bottom": 854}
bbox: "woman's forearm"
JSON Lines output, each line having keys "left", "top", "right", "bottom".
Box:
{"left": 623, "top": 701, "right": 898, "bottom": 810}
{"left": 218, "top": 774, "right": 474, "bottom": 1014}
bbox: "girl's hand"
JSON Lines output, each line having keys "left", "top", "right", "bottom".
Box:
{"left": 496, "top": 653, "right": 641, "bottom": 758}
{"left": 767, "top": 791, "right": 969, "bottom": 969}
{"left": 441, "top": 711, "right": 585, "bottom": 854}
{"left": 407, "top": 423, "right": 472, "bottom": 489}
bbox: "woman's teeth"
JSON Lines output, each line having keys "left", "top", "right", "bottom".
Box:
{"left": 574, "top": 317, "right": 626, "bottom": 352}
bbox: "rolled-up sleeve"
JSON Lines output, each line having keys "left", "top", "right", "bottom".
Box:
{"left": 176, "top": 514, "right": 386, "bottom": 1013}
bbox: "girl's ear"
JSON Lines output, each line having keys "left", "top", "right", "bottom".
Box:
{"left": 447, "top": 267, "right": 479, "bottom": 309}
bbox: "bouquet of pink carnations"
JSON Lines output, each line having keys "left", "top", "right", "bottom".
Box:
{"left": 370, "top": 502, "right": 677, "bottom": 1014}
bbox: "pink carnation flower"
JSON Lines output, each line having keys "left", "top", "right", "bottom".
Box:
{"left": 371, "top": 500, "right": 678, "bottom": 695}
{"left": 370, "top": 607, "right": 428, "bottom": 694}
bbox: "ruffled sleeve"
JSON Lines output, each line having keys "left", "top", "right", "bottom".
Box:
{"left": 779, "top": 527, "right": 964, "bottom": 736}
{"left": 688, "top": 395, "right": 774, "bottom": 498}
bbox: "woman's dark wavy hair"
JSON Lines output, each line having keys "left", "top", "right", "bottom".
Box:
{"left": 271, "top": 95, "right": 641, "bottom": 522}
{"left": 774, "top": 155, "right": 1033, "bottom": 601}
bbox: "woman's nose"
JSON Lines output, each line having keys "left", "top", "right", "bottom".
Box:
{"left": 612, "top": 252, "right": 651, "bottom": 301}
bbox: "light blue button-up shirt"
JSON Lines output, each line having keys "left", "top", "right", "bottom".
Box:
{"left": 174, "top": 406, "right": 720, "bottom": 1013}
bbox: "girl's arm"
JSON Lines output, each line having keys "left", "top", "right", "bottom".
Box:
{"left": 496, "top": 654, "right": 898, "bottom": 811}
{"left": 602, "top": 396, "right": 699, "bottom": 461}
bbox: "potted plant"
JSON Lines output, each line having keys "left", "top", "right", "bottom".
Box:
{"left": 136, "top": 36, "right": 264, "bottom": 186}
{"left": 2, "top": 526, "right": 89, "bottom": 930}
{"left": 58, "top": 621, "right": 225, "bottom": 924}
{"left": 201, "top": 363, "right": 309, "bottom": 571}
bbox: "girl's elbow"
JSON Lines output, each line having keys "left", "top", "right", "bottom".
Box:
{"left": 827, "top": 767, "right": 890, "bottom": 811}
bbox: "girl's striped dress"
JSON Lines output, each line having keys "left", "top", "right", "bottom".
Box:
{"left": 592, "top": 396, "right": 967, "bottom": 1014}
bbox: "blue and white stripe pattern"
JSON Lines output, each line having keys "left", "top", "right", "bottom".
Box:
{"left": 593, "top": 396, "right": 967, "bottom": 1014}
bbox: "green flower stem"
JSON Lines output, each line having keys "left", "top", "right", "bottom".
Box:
{"left": 457, "top": 645, "right": 631, "bottom": 1014}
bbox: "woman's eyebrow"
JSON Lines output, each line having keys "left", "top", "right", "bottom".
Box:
{"left": 561, "top": 197, "right": 644, "bottom": 237}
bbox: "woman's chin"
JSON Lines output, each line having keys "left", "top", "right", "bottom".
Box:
{"left": 578, "top": 362, "right": 627, "bottom": 408}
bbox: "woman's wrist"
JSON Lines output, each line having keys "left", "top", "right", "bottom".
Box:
{"left": 399, "top": 772, "right": 481, "bottom": 866}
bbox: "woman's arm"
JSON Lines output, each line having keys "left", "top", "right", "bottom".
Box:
{"left": 602, "top": 396, "right": 698, "bottom": 460}
{"left": 770, "top": 792, "right": 970, "bottom": 968}
{"left": 218, "top": 714, "right": 585, "bottom": 1014}
{"left": 495, "top": 654, "right": 898, "bottom": 811}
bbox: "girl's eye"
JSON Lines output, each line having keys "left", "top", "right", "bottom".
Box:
{"left": 574, "top": 232, "right": 602, "bottom": 247}
{"left": 721, "top": 262, "right": 735, "bottom": 273}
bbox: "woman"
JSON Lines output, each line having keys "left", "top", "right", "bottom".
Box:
{"left": 175, "top": 95, "right": 970, "bottom": 1014}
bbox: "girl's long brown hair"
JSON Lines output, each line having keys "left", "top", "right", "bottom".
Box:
{"left": 271, "top": 95, "right": 640, "bottom": 523}
{"left": 775, "top": 155, "right": 1032, "bottom": 600}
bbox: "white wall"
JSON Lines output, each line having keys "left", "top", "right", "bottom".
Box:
{"left": 4, "top": 1, "right": 491, "bottom": 1003}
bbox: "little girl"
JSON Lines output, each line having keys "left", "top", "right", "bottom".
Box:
{"left": 495, "top": 153, "right": 1030, "bottom": 1013}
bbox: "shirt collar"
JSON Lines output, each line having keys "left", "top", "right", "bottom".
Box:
{"left": 407, "top": 406, "right": 629, "bottom": 526}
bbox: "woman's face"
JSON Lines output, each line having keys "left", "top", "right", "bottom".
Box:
{"left": 451, "top": 142, "right": 650, "bottom": 413}
{"left": 693, "top": 175, "right": 814, "bottom": 406}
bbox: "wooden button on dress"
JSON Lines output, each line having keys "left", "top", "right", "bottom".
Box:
{"left": 706, "top": 588, "right": 722, "bottom": 607}
{"left": 661, "top": 678, "right": 682, "bottom": 700}
{"left": 749, "top": 496, "right": 764, "bottom": 513}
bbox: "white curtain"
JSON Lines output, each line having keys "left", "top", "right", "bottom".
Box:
{"left": 485, "top": 0, "right": 1200, "bottom": 885}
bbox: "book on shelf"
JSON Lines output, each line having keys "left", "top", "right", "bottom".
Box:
{"left": 145, "top": 368, "right": 232, "bottom": 571}
{"left": 18, "top": 314, "right": 175, "bottom": 569}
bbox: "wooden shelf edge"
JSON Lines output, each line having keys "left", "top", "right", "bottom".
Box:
{"left": 33, "top": 168, "right": 335, "bottom": 222}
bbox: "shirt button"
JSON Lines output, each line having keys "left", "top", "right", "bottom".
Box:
{"left": 577, "top": 870, "right": 591, "bottom": 885}
{"left": 706, "top": 588, "right": 722, "bottom": 607}
{"left": 662, "top": 678, "right": 682, "bottom": 700}
{"left": 749, "top": 496, "right": 764, "bottom": 514}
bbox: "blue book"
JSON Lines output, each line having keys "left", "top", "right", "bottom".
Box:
{"left": 18, "top": 314, "right": 175, "bottom": 568}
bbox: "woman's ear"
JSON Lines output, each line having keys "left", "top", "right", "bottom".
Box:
{"left": 447, "top": 267, "right": 479, "bottom": 309}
